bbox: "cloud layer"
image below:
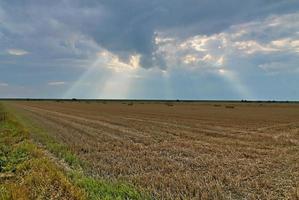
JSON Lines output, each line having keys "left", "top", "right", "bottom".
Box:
{"left": 0, "top": 1, "right": 299, "bottom": 99}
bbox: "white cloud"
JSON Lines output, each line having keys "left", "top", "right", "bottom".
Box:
{"left": 7, "top": 49, "right": 29, "bottom": 56}
{"left": 154, "top": 35, "right": 175, "bottom": 45}
{"left": 153, "top": 12, "right": 299, "bottom": 73}
{"left": 48, "top": 81, "right": 66, "bottom": 86}
{"left": 233, "top": 40, "right": 278, "bottom": 54}
{"left": 271, "top": 38, "right": 299, "bottom": 53}
{"left": 155, "top": 33, "right": 227, "bottom": 70}
{"left": 97, "top": 50, "right": 140, "bottom": 72}
{"left": 259, "top": 60, "right": 299, "bottom": 73}
{"left": 271, "top": 38, "right": 291, "bottom": 47}
{"left": 0, "top": 82, "right": 8, "bottom": 87}
{"left": 182, "top": 55, "right": 198, "bottom": 64}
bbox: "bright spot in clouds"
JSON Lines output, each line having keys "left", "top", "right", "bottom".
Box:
{"left": 97, "top": 51, "right": 140, "bottom": 72}
{"left": 218, "top": 69, "right": 226, "bottom": 74}
{"left": 7, "top": 49, "right": 29, "bottom": 56}
{"left": 48, "top": 81, "right": 66, "bottom": 86}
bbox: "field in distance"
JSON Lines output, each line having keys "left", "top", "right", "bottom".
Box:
{"left": 7, "top": 101, "right": 299, "bottom": 199}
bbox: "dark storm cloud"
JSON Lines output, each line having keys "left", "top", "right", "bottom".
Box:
{"left": 74, "top": 0, "right": 299, "bottom": 67}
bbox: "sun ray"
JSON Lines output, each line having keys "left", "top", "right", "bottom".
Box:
{"left": 64, "top": 51, "right": 140, "bottom": 99}
{"left": 218, "top": 68, "right": 253, "bottom": 99}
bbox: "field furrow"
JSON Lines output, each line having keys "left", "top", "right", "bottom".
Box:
{"left": 8, "top": 101, "right": 299, "bottom": 200}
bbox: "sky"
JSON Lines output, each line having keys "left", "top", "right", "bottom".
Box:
{"left": 0, "top": 0, "right": 299, "bottom": 100}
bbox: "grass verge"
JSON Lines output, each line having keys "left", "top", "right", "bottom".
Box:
{"left": 0, "top": 104, "right": 85, "bottom": 199}
{"left": 2, "top": 102, "right": 150, "bottom": 200}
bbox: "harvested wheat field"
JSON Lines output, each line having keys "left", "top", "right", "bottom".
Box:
{"left": 7, "top": 101, "right": 299, "bottom": 199}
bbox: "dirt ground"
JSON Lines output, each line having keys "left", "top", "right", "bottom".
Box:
{"left": 9, "top": 101, "right": 299, "bottom": 199}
